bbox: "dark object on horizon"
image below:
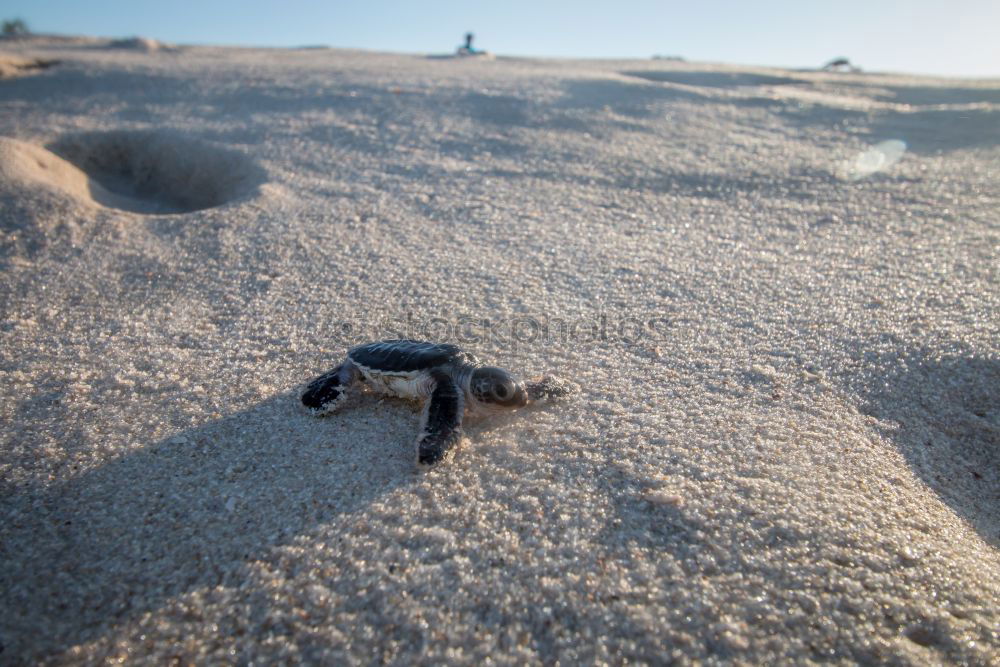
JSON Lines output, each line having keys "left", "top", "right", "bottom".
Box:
{"left": 1, "top": 18, "right": 30, "bottom": 36}
{"left": 464, "top": 32, "right": 474, "bottom": 51}
{"left": 823, "top": 57, "right": 855, "bottom": 72}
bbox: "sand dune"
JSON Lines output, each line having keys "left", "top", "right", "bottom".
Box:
{"left": 1, "top": 36, "right": 998, "bottom": 663}
{"left": 107, "top": 37, "right": 170, "bottom": 52}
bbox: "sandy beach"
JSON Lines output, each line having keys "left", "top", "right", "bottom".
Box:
{"left": 1, "top": 35, "right": 998, "bottom": 663}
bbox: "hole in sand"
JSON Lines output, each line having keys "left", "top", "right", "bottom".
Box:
{"left": 48, "top": 130, "right": 266, "bottom": 214}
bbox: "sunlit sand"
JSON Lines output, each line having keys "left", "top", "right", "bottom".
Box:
{"left": 2, "top": 35, "right": 998, "bottom": 663}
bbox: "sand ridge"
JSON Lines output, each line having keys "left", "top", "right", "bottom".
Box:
{"left": 0, "top": 37, "right": 998, "bottom": 663}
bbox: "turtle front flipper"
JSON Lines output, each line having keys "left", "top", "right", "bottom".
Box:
{"left": 301, "top": 360, "right": 360, "bottom": 415}
{"left": 415, "top": 371, "right": 465, "bottom": 467}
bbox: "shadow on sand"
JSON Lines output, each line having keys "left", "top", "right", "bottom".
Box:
{"left": 859, "top": 351, "right": 1000, "bottom": 548}
{"left": 621, "top": 70, "right": 809, "bottom": 89}
{"left": 773, "top": 86, "right": 1000, "bottom": 155}
{"left": 0, "top": 390, "right": 419, "bottom": 661}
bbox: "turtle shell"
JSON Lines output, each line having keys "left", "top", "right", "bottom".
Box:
{"left": 348, "top": 339, "right": 473, "bottom": 373}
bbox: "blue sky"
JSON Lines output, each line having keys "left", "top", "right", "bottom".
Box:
{"left": 4, "top": 1, "right": 998, "bottom": 77}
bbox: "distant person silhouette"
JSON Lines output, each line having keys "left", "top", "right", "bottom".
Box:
{"left": 454, "top": 31, "right": 491, "bottom": 57}
{"left": 457, "top": 32, "right": 478, "bottom": 55}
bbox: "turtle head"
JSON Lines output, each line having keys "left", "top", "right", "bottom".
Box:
{"left": 469, "top": 366, "right": 528, "bottom": 410}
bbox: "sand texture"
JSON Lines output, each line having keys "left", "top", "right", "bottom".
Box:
{"left": 1, "top": 36, "right": 998, "bottom": 664}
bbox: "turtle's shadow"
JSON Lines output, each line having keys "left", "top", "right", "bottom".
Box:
{"left": 0, "top": 390, "right": 418, "bottom": 661}
{"left": 332, "top": 386, "right": 533, "bottom": 436}
{"left": 858, "top": 351, "right": 1000, "bottom": 547}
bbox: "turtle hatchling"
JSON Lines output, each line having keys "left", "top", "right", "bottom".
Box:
{"left": 301, "top": 339, "right": 573, "bottom": 466}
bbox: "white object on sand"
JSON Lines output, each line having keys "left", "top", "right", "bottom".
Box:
{"left": 843, "top": 139, "right": 907, "bottom": 180}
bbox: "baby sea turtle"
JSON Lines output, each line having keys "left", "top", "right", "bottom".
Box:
{"left": 301, "top": 339, "right": 573, "bottom": 466}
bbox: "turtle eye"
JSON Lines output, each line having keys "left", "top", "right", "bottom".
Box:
{"left": 491, "top": 379, "right": 521, "bottom": 405}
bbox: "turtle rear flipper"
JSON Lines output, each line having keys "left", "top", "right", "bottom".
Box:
{"left": 302, "top": 361, "right": 360, "bottom": 415}
{"left": 416, "top": 371, "right": 465, "bottom": 466}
